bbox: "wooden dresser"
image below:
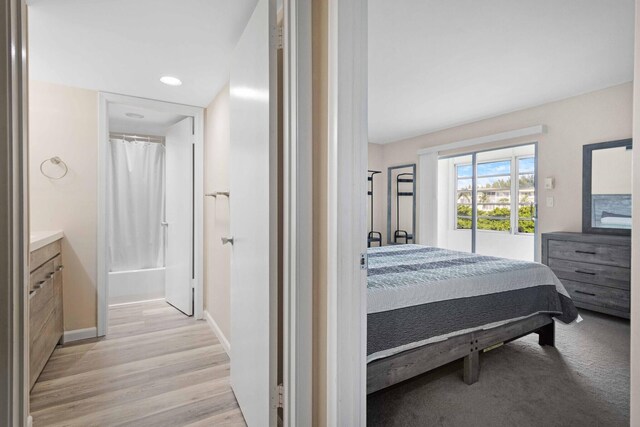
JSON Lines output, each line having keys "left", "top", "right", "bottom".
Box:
{"left": 29, "top": 238, "right": 64, "bottom": 389}
{"left": 542, "top": 232, "right": 630, "bottom": 319}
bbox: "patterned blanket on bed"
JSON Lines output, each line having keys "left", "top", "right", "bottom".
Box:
{"left": 366, "top": 244, "right": 578, "bottom": 362}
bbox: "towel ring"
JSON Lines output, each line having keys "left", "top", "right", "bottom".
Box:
{"left": 40, "top": 156, "right": 68, "bottom": 180}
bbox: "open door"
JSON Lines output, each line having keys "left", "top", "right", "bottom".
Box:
{"left": 229, "top": 0, "right": 277, "bottom": 424}
{"left": 164, "top": 117, "right": 194, "bottom": 315}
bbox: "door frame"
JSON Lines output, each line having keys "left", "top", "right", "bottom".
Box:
{"left": 324, "top": 0, "right": 368, "bottom": 424}
{"left": 1, "top": 0, "right": 29, "bottom": 425}
{"left": 97, "top": 93, "right": 204, "bottom": 336}
{"left": 282, "top": 0, "right": 313, "bottom": 424}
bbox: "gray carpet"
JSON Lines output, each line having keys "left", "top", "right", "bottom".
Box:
{"left": 367, "top": 310, "right": 630, "bottom": 426}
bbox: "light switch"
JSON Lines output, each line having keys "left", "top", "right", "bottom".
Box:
{"left": 546, "top": 196, "right": 554, "bottom": 208}
{"left": 545, "top": 177, "right": 555, "bottom": 190}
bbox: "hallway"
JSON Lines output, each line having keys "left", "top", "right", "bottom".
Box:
{"left": 30, "top": 300, "right": 245, "bottom": 426}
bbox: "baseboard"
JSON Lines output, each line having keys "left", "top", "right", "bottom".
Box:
{"left": 204, "top": 310, "right": 230, "bottom": 355}
{"left": 108, "top": 297, "right": 166, "bottom": 308}
{"left": 62, "top": 326, "right": 98, "bottom": 344}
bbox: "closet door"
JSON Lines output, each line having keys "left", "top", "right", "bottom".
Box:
{"left": 228, "top": 0, "right": 277, "bottom": 425}
{"left": 164, "top": 117, "right": 194, "bottom": 315}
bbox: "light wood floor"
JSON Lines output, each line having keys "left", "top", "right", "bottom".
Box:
{"left": 30, "top": 300, "right": 246, "bottom": 427}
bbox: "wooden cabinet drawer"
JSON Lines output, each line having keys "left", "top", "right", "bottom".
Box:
{"left": 29, "top": 253, "right": 63, "bottom": 389}
{"left": 548, "top": 258, "right": 630, "bottom": 290}
{"left": 548, "top": 240, "right": 630, "bottom": 267}
{"left": 29, "top": 307, "right": 61, "bottom": 389}
{"left": 30, "top": 259, "right": 56, "bottom": 292}
{"left": 561, "top": 279, "right": 630, "bottom": 312}
{"left": 29, "top": 275, "right": 55, "bottom": 340}
{"left": 30, "top": 240, "right": 61, "bottom": 273}
{"left": 53, "top": 256, "right": 64, "bottom": 336}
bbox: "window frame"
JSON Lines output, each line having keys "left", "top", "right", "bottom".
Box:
{"left": 454, "top": 153, "right": 536, "bottom": 235}
{"left": 515, "top": 155, "right": 536, "bottom": 235}
{"left": 454, "top": 163, "right": 473, "bottom": 230}
{"left": 455, "top": 157, "right": 514, "bottom": 233}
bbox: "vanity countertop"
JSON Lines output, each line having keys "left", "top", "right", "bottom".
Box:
{"left": 30, "top": 230, "right": 64, "bottom": 252}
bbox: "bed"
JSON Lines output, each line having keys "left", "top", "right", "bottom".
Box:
{"left": 366, "top": 244, "right": 579, "bottom": 394}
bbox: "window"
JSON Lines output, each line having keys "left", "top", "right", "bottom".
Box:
{"left": 476, "top": 160, "right": 511, "bottom": 232}
{"left": 454, "top": 152, "right": 536, "bottom": 234}
{"left": 517, "top": 157, "right": 535, "bottom": 234}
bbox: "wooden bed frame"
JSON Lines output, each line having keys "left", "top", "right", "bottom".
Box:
{"left": 367, "top": 313, "right": 555, "bottom": 394}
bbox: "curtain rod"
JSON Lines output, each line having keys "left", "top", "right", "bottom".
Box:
{"left": 109, "top": 132, "right": 165, "bottom": 143}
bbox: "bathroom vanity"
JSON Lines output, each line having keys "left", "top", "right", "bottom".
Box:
{"left": 29, "top": 231, "right": 64, "bottom": 389}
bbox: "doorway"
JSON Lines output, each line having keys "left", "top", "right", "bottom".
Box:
{"left": 97, "top": 93, "right": 205, "bottom": 336}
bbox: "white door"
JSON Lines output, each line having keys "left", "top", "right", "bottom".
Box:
{"left": 164, "top": 117, "right": 194, "bottom": 315}
{"left": 229, "top": 0, "right": 277, "bottom": 424}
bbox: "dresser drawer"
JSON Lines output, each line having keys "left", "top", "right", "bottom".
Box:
{"left": 548, "top": 258, "right": 630, "bottom": 290}
{"left": 561, "top": 279, "right": 630, "bottom": 312}
{"left": 548, "top": 240, "right": 630, "bottom": 267}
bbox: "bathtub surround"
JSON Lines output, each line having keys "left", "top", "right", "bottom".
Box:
{"left": 108, "top": 268, "right": 165, "bottom": 305}
{"left": 29, "top": 80, "right": 99, "bottom": 332}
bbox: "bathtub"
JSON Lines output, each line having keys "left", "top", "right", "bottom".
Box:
{"left": 108, "top": 267, "right": 166, "bottom": 305}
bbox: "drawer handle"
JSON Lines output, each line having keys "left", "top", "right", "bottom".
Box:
{"left": 34, "top": 280, "right": 45, "bottom": 289}
{"left": 575, "top": 270, "right": 596, "bottom": 276}
{"left": 575, "top": 290, "right": 596, "bottom": 297}
{"left": 56, "top": 265, "right": 64, "bottom": 271}
{"left": 575, "top": 250, "right": 596, "bottom": 255}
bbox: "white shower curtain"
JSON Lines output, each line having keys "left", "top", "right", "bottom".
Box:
{"left": 108, "top": 139, "right": 165, "bottom": 272}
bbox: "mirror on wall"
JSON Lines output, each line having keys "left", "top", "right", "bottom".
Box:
{"left": 387, "top": 164, "right": 416, "bottom": 244}
{"left": 583, "top": 139, "right": 632, "bottom": 235}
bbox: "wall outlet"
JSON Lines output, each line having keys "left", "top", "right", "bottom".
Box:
{"left": 546, "top": 196, "right": 554, "bottom": 208}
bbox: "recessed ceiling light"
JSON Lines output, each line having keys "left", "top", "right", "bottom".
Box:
{"left": 125, "top": 112, "right": 145, "bottom": 119}
{"left": 160, "top": 76, "right": 182, "bottom": 86}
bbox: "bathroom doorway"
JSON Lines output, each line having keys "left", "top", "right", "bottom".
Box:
{"left": 97, "top": 93, "right": 205, "bottom": 336}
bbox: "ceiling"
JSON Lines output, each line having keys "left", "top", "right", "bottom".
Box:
{"left": 108, "top": 103, "right": 185, "bottom": 135}
{"left": 369, "top": 0, "right": 635, "bottom": 144}
{"left": 28, "top": 0, "right": 258, "bottom": 107}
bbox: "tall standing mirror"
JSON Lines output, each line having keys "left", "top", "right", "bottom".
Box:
{"left": 583, "top": 139, "right": 632, "bottom": 235}
{"left": 387, "top": 164, "right": 416, "bottom": 244}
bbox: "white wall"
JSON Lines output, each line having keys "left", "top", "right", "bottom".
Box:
{"left": 203, "top": 84, "right": 232, "bottom": 343}
{"left": 29, "top": 80, "right": 98, "bottom": 331}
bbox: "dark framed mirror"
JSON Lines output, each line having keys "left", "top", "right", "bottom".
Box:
{"left": 582, "top": 139, "right": 632, "bottom": 236}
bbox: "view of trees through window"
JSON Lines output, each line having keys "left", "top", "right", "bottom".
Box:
{"left": 456, "top": 156, "right": 535, "bottom": 233}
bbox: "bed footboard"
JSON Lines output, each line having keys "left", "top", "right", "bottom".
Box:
{"left": 367, "top": 313, "right": 554, "bottom": 394}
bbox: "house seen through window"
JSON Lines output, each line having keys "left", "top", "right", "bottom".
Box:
{"left": 455, "top": 155, "right": 535, "bottom": 234}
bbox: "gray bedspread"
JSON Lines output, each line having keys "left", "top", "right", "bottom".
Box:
{"left": 367, "top": 244, "right": 578, "bottom": 362}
